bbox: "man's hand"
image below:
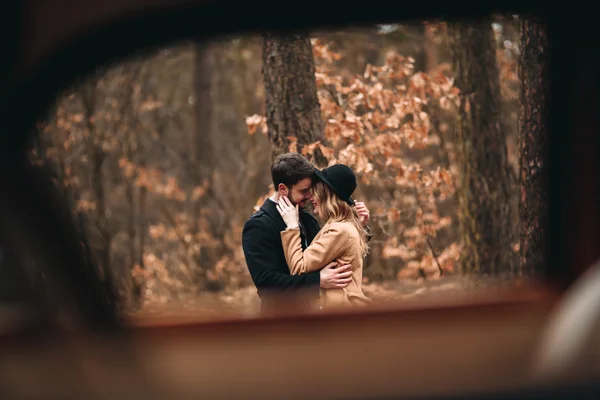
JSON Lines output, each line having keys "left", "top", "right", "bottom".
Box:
{"left": 354, "top": 201, "right": 370, "bottom": 226}
{"left": 320, "top": 261, "right": 352, "bottom": 289}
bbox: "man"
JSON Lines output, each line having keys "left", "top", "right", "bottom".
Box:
{"left": 242, "top": 153, "right": 371, "bottom": 313}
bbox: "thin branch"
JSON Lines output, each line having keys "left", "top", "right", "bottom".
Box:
{"left": 426, "top": 236, "right": 444, "bottom": 277}
{"left": 414, "top": 188, "right": 444, "bottom": 277}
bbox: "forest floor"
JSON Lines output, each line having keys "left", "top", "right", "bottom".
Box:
{"left": 131, "top": 273, "right": 537, "bottom": 320}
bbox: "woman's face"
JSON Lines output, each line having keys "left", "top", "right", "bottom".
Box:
{"left": 310, "top": 192, "right": 321, "bottom": 217}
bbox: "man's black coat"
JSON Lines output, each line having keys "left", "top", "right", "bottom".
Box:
{"left": 242, "top": 198, "right": 322, "bottom": 311}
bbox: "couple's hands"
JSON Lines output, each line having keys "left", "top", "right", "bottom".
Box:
{"left": 277, "top": 194, "right": 370, "bottom": 228}
{"left": 276, "top": 193, "right": 361, "bottom": 288}
{"left": 320, "top": 260, "right": 353, "bottom": 289}
{"left": 276, "top": 195, "right": 300, "bottom": 229}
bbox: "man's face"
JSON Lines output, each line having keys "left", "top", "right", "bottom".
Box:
{"left": 283, "top": 177, "right": 313, "bottom": 209}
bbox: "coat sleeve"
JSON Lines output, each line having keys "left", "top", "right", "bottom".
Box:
{"left": 281, "top": 224, "right": 350, "bottom": 275}
{"left": 242, "top": 217, "right": 320, "bottom": 293}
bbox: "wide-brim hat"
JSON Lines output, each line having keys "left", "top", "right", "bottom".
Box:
{"left": 313, "top": 164, "right": 356, "bottom": 206}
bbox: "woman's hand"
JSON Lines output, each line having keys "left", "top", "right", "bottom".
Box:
{"left": 354, "top": 201, "right": 370, "bottom": 226}
{"left": 276, "top": 195, "right": 300, "bottom": 229}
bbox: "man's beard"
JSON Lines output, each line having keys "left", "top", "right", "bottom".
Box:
{"left": 302, "top": 200, "right": 315, "bottom": 213}
{"left": 291, "top": 198, "right": 306, "bottom": 210}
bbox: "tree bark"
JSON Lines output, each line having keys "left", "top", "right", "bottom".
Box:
{"left": 449, "top": 20, "right": 516, "bottom": 275}
{"left": 518, "top": 17, "right": 548, "bottom": 276}
{"left": 262, "top": 32, "right": 327, "bottom": 166}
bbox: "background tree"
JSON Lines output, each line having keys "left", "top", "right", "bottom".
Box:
{"left": 518, "top": 16, "right": 548, "bottom": 276}
{"left": 261, "top": 32, "right": 327, "bottom": 165}
{"left": 448, "top": 20, "right": 517, "bottom": 275}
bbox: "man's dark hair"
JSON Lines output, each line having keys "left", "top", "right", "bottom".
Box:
{"left": 271, "top": 153, "right": 315, "bottom": 188}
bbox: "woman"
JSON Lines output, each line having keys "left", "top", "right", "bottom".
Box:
{"left": 276, "top": 164, "right": 371, "bottom": 310}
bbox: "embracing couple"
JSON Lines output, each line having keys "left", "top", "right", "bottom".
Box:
{"left": 242, "top": 152, "right": 373, "bottom": 314}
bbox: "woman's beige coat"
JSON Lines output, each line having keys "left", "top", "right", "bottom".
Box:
{"left": 280, "top": 221, "right": 371, "bottom": 310}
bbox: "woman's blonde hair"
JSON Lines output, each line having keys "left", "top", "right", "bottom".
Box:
{"left": 311, "top": 180, "right": 369, "bottom": 257}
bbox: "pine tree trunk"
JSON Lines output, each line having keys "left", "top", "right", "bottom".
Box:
{"left": 449, "top": 21, "right": 516, "bottom": 275}
{"left": 518, "top": 17, "right": 548, "bottom": 276}
{"left": 262, "top": 32, "right": 327, "bottom": 166}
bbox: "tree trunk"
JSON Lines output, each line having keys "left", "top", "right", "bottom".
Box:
{"left": 194, "top": 42, "right": 214, "bottom": 178}
{"left": 412, "top": 23, "right": 428, "bottom": 73}
{"left": 262, "top": 32, "right": 327, "bottom": 166}
{"left": 423, "top": 23, "right": 439, "bottom": 73}
{"left": 192, "top": 41, "right": 219, "bottom": 289}
{"left": 518, "top": 17, "right": 548, "bottom": 276}
{"left": 127, "top": 62, "right": 147, "bottom": 308}
{"left": 449, "top": 20, "right": 516, "bottom": 275}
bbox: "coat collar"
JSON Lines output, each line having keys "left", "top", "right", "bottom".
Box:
{"left": 260, "top": 198, "right": 287, "bottom": 231}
